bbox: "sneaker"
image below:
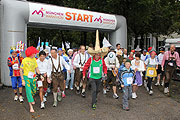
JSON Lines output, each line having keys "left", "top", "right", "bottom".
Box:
{"left": 164, "top": 87, "right": 169, "bottom": 94}
{"left": 155, "top": 82, "right": 160, "bottom": 86}
{"left": 62, "top": 92, "right": 66, "bottom": 98}
{"left": 14, "top": 95, "right": 18, "bottom": 101}
{"left": 65, "top": 86, "right": 68, "bottom": 89}
{"left": 76, "top": 89, "right": 80, "bottom": 94}
{"left": 41, "top": 102, "right": 45, "bottom": 109}
{"left": 70, "top": 88, "right": 73, "bottom": 90}
{"left": 81, "top": 92, "right": 86, "bottom": 98}
{"left": 113, "top": 94, "right": 119, "bottom": 99}
{"left": 43, "top": 96, "right": 47, "bottom": 102}
{"left": 123, "top": 107, "right": 130, "bottom": 111}
{"left": 103, "top": 89, "right": 107, "bottom": 95}
{"left": 57, "top": 94, "right": 62, "bottom": 102}
{"left": 53, "top": 101, "right": 57, "bottom": 107}
{"left": 19, "top": 96, "right": 24, "bottom": 103}
{"left": 92, "top": 104, "right": 96, "bottom": 110}
{"left": 149, "top": 90, "right": 153, "bottom": 95}
{"left": 132, "top": 93, "right": 137, "bottom": 99}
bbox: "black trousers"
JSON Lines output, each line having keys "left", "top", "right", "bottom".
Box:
{"left": 147, "top": 77, "right": 153, "bottom": 91}
{"left": 89, "top": 78, "right": 101, "bottom": 106}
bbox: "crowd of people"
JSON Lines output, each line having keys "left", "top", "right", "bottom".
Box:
{"left": 7, "top": 30, "right": 180, "bottom": 112}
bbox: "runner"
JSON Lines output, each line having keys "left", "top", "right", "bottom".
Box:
{"left": 36, "top": 50, "right": 51, "bottom": 109}
{"left": 20, "top": 46, "right": 40, "bottom": 113}
{"left": 83, "top": 30, "right": 108, "bottom": 110}
{"left": 7, "top": 46, "right": 24, "bottom": 102}
{"left": 104, "top": 48, "right": 120, "bottom": 99}
{"left": 141, "top": 50, "right": 147, "bottom": 62}
{"left": 131, "top": 53, "right": 145, "bottom": 99}
{"left": 73, "top": 45, "right": 89, "bottom": 97}
{"left": 155, "top": 47, "right": 165, "bottom": 86}
{"left": 58, "top": 48, "right": 69, "bottom": 98}
{"left": 49, "top": 48, "right": 70, "bottom": 107}
{"left": 120, "top": 59, "right": 135, "bottom": 111}
{"left": 66, "top": 49, "right": 75, "bottom": 90}
{"left": 161, "top": 44, "right": 180, "bottom": 94}
{"left": 123, "top": 49, "right": 128, "bottom": 58}
{"left": 115, "top": 43, "right": 123, "bottom": 54}
{"left": 144, "top": 50, "right": 158, "bottom": 95}
{"left": 128, "top": 52, "right": 134, "bottom": 61}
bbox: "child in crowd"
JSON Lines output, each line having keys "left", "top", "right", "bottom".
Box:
{"left": 120, "top": 59, "right": 135, "bottom": 111}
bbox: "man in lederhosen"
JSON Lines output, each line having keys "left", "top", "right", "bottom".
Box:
{"left": 49, "top": 49, "right": 70, "bottom": 107}
{"left": 73, "top": 45, "right": 89, "bottom": 97}
{"left": 161, "top": 44, "right": 180, "bottom": 94}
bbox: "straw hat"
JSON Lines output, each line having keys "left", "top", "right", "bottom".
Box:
{"left": 87, "top": 30, "right": 109, "bottom": 57}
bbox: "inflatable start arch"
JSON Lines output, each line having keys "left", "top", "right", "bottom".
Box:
{"left": 0, "top": 0, "right": 127, "bottom": 86}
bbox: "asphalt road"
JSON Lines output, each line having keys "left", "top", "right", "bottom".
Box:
{"left": 0, "top": 84, "right": 180, "bottom": 120}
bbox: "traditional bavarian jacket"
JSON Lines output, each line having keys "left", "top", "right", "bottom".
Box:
{"left": 73, "top": 53, "right": 89, "bottom": 71}
{"left": 104, "top": 52, "right": 120, "bottom": 71}
{"left": 8, "top": 56, "right": 23, "bottom": 77}
{"left": 49, "top": 55, "right": 70, "bottom": 73}
{"left": 161, "top": 51, "right": 180, "bottom": 68}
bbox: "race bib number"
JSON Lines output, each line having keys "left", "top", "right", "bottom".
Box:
{"left": 127, "top": 77, "right": 133, "bottom": 84}
{"left": 149, "top": 70, "right": 154, "bottom": 75}
{"left": 12, "top": 64, "right": 19, "bottom": 70}
{"left": 37, "top": 81, "right": 43, "bottom": 87}
{"left": 93, "top": 67, "right": 100, "bottom": 73}
{"left": 28, "top": 72, "right": 34, "bottom": 79}
{"left": 169, "top": 63, "right": 173, "bottom": 66}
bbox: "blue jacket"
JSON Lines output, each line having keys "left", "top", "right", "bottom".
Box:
{"left": 62, "top": 54, "right": 69, "bottom": 72}
{"left": 120, "top": 67, "right": 135, "bottom": 86}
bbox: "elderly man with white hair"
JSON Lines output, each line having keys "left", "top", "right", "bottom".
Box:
{"left": 66, "top": 49, "right": 75, "bottom": 90}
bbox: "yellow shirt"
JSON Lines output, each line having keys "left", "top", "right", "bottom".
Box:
{"left": 20, "top": 57, "right": 38, "bottom": 76}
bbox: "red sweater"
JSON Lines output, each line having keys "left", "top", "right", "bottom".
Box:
{"left": 83, "top": 57, "right": 107, "bottom": 77}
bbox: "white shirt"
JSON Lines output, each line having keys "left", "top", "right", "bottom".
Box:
{"left": 158, "top": 53, "right": 164, "bottom": 65}
{"left": 141, "top": 54, "right": 147, "bottom": 62}
{"left": 68, "top": 56, "right": 75, "bottom": 72}
{"left": 145, "top": 58, "right": 158, "bottom": 66}
{"left": 49, "top": 55, "right": 70, "bottom": 73}
{"left": 73, "top": 53, "right": 89, "bottom": 71}
{"left": 131, "top": 59, "right": 145, "bottom": 72}
{"left": 37, "top": 59, "right": 51, "bottom": 77}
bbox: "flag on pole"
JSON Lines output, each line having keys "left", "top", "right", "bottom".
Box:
{"left": 62, "top": 42, "right": 65, "bottom": 49}
{"left": 102, "top": 37, "right": 112, "bottom": 47}
{"left": 36, "top": 37, "right": 41, "bottom": 51}
{"left": 16, "top": 41, "right": 25, "bottom": 52}
{"left": 65, "top": 41, "right": 70, "bottom": 49}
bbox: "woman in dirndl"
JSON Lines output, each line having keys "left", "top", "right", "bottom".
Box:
{"left": 145, "top": 51, "right": 158, "bottom": 95}
{"left": 131, "top": 53, "right": 145, "bottom": 99}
